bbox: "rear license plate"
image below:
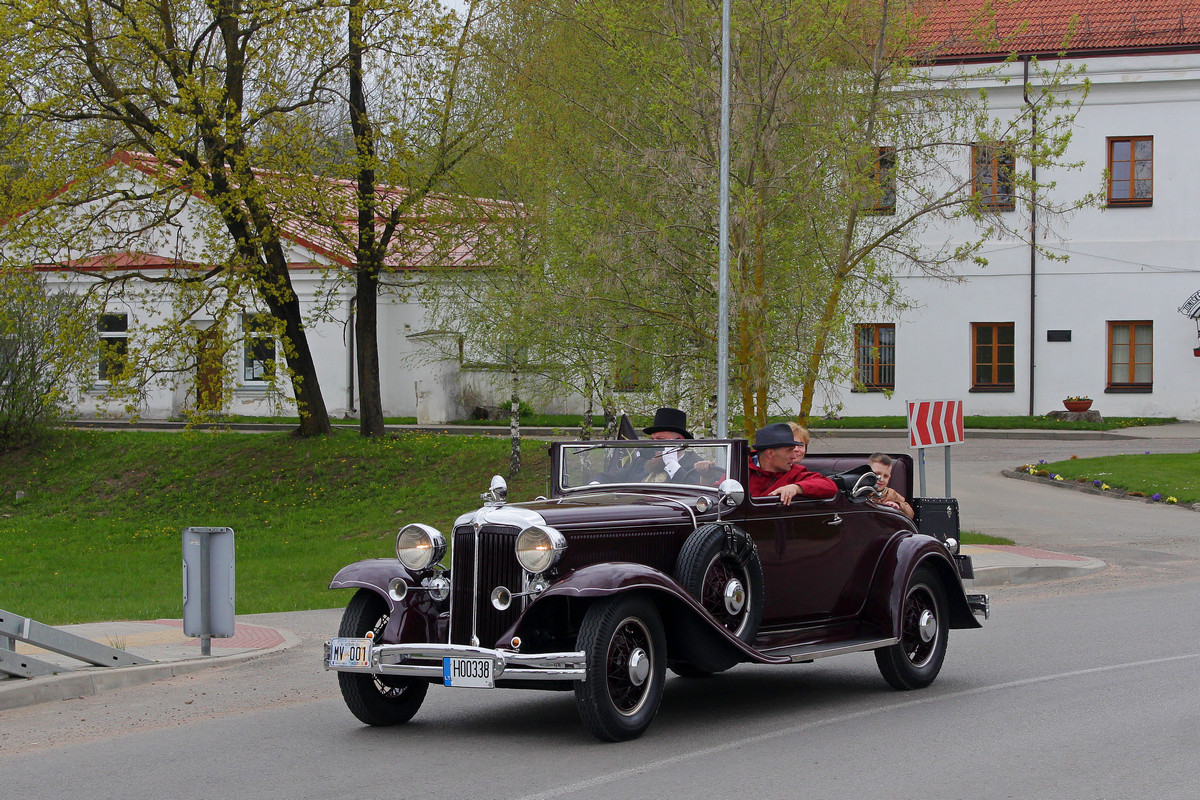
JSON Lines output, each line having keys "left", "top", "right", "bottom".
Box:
{"left": 443, "top": 657, "right": 494, "bottom": 688}
{"left": 328, "top": 638, "right": 372, "bottom": 669}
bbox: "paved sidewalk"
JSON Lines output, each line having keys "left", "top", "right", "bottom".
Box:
{"left": 0, "top": 617, "right": 299, "bottom": 711}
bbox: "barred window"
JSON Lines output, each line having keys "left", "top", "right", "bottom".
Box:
{"left": 855, "top": 324, "right": 895, "bottom": 390}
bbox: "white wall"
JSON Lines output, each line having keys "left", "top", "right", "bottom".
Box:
{"left": 826, "top": 53, "right": 1200, "bottom": 421}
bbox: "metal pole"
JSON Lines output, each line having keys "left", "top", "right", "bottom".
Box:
{"left": 199, "top": 532, "right": 211, "bottom": 657}
{"left": 944, "top": 446, "right": 952, "bottom": 497}
{"left": 715, "top": 0, "right": 731, "bottom": 438}
{"left": 918, "top": 449, "right": 927, "bottom": 498}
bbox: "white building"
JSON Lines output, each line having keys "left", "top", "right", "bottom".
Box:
{"left": 826, "top": 1, "right": 1200, "bottom": 421}
{"left": 30, "top": 152, "right": 520, "bottom": 425}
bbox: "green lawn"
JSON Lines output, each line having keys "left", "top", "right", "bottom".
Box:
{"left": 4, "top": 429, "right": 1189, "bottom": 626}
{"left": 1023, "top": 452, "right": 1199, "bottom": 505}
{"left": 0, "top": 430, "right": 550, "bottom": 624}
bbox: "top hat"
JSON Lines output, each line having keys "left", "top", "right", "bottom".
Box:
{"left": 644, "top": 407, "right": 693, "bottom": 439}
{"left": 752, "top": 422, "right": 804, "bottom": 451}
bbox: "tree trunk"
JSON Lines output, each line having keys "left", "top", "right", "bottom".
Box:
{"left": 355, "top": 269, "right": 385, "bottom": 436}
{"left": 508, "top": 369, "right": 521, "bottom": 477}
{"left": 272, "top": 288, "right": 333, "bottom": 437}
{"left": 348, "top": 0, "right": 385, "bottom": 438}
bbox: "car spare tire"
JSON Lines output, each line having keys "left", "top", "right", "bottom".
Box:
{"left": 674, "top": 522, "right": 765, "bottom": 647}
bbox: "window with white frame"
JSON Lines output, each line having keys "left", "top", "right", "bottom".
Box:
{"left": 97, "top": 313, "right": 128, "bottom": 383}
{"left": 243, "top": 313, "right": 276, "bottom": 383}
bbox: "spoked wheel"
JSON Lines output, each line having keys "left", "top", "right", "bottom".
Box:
{"left": 675, "top": 523, "right": 764, "bottom": 643}
{"left": 337, "top": 590, "right": 429, "bottom": 726}
{"left": 875, "top": 565, "right": 949, "bottom": 690}
{"left": 574, "top": 594, "right": 667, "bottom": 742}
{"left": 698, "top": 551, "right": 755, "bottom": 637}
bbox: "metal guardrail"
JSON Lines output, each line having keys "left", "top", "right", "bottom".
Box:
{"left": 0, "top": 608, "right": 151, "bottom": 679}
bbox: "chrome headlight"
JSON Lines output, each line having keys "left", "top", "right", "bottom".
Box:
{"left": 515, "top": 525, "right": 566, "bottom": 574}
{"left": 395, "top": 524, "right": 446, "bottom": 571}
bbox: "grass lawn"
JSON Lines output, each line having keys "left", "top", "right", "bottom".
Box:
{"left": 1024, "top": 452, "right": 1199, "bottom": 505}
{"left": 0, "top": 430, "right": 551, "bottom": 625}
{"left": 4, "top": 429, "right": 1186, "bottom": 625}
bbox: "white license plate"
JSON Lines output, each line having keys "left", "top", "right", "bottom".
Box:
{"left": 329, "top": 638, "right": 372, "bottom": 668}
{"left": 443, "top": 657, "right": 494, "bottom": 688}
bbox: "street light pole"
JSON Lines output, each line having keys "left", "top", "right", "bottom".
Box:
{"left": 716, "top": 0, "right": 731, "bottom": 438}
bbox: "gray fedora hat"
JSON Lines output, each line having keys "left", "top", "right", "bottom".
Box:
{"left": 752, "top": 422, "right": 804, "bottom": 451}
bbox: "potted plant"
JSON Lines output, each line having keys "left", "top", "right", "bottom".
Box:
{"left": 1063, "top": 395, "right": 1093, "bottom": 412}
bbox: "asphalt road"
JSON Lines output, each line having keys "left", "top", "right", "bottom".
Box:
{"left": 2, "top": 429, "right": 1197, "bottom": 799}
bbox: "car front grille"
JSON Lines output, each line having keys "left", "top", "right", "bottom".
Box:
{"left": 449, "top": 524, "right": 523, "bottom": 647}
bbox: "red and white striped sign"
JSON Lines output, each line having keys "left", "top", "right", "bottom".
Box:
{"left": 907, "top": 400, "right": 964, "bottom": 448}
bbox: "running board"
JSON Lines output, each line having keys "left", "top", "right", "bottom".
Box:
{"left": 758, "top": 637, "right": 898, "bottom": 664}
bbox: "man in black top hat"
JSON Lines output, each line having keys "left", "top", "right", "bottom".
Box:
{"left": 604, "top": 407, "right": 698, "bottom": 482}
{"left": 643, "top": 407, "right": 693, "bottom": 440}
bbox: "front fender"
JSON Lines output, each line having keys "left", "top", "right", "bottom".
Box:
{"left": 504, "top": 562, "right": 788, "bottom": 664}
{"left": 864, "top": 535, "right": 981, "bottom": 637}
{"left": 329, "top": 558, "right": 444, "bottom": 644}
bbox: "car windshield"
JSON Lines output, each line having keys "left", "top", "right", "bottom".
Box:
{"left": 559, "top": 441, "right": 732, "bottom": 491}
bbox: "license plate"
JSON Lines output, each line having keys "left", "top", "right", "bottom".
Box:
{"left": 329, "top": 638, "right": 372, "bottom": 669}
{"left": 443, "top": 657, "right": 494, "bottom": 688}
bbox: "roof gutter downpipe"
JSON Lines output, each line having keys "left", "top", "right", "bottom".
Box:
{"left": 1023, "top": 55, "right": 1038, "bottom": 417}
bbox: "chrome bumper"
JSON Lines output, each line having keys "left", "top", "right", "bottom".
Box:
{"left": 966, "top": 593, "right": 991, "bottom": 620}
{"left": 323, "top": 641, "right": 587, "bottom": 682}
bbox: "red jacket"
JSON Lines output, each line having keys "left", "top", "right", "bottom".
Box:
{"left": 747, "top": 461, "right": 838, "bottom": 500}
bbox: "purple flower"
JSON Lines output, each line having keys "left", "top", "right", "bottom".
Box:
{"left": 1038, "top": 459, "right": 1047, "bottom": 464}
{"left": 1093, "top": 479, "right": 1102, "bottom": 487}
{"left": 1152, "top": 493, "right": 1162, "bottom": 501}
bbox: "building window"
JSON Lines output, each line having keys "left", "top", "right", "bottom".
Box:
{"left": 97, "top": 313, "right": 128, "bottom": 383}
{"left": 971, "top": 322, "right": 1014, "bottom": 391}
{"left": 1107, "top": 136, "right": 1153, "bottom": 206}
{"left": 1108, "top": 321, "right": 1152, "bottom": 391}
{"left": 243, "top": 313, "right": 276, "bottom": 382}
{"left": 854, "top": 323, "right": 895, "bottom": 390}
{"left": 0, "top": 333, "right": 15, "bottom": 387}
{"left": 866, "top": 147, "right": 896, "bottom": 214}
{"left": 971, "top": 142, "right": 1015, "bottom": 211}
{"left": 612, "top": 339, "right": 653, "bottom": 393}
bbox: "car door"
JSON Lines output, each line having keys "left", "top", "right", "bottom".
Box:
{"left": 740, "top": 494, "right": 897, "bottom": 627}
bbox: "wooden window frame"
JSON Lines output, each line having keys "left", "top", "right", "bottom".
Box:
{"left": 865, "top": 147, "right": 896, "bottom": 215}
{"left": 1106, "top": 136, "right": 1153, "bottom": 207}
{"left": 1106, "top": 320, "right": 1153, "bottom": 392}
{"left": 971, "top": 142, "right": 1015, "bottom": 211}
{"left": 970, "top": 322, "right": 1015, "bottom": 392}
{"left": 853, "top": 323, "right": 895, "bottom": 390}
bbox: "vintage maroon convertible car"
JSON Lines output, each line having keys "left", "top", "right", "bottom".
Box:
{"left": 324, "top": 438, "right": 989, "bottom": 741}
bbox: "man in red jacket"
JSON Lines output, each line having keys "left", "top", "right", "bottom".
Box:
{"left": 747, "top": 423, "right": 838, "bottom": 505}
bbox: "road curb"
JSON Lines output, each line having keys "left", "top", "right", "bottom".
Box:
{"left": 0, "top": 627, "right": 301, "bottom": 712}
{"left": 1001, "top": 469, "right": 1200, "bottom": 512}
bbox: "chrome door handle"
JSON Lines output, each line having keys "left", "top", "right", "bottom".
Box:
{"left": 827, "top": 514, "right": 843, "bottom": 526}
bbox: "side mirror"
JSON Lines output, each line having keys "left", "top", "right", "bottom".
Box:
{"left": 483, "top": 474, "right": 508, "bottom": 504}
{"left": 717, "top": 479, "right": 745, "bottom": 511}
{"left": 851, "top": 472, "right": 879, "bottom": 498}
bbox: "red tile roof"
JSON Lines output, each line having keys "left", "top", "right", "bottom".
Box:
{"left": 110, "top": 151, "right": 515, "bottom": 272}
{"left": 915, "top": 0, "right": 1200, "bottom": 61}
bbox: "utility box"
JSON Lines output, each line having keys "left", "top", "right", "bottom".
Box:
{"left": 182, "top": 527, "right": 235, "bottom": 640}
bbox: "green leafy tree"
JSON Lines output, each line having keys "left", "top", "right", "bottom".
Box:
{"left": 451, "top": 0, "right": 1093, "bottom": 436}
{"left": 0, "top": 273, "right": 94, "bottom": 449}
{"left": 0, "top": 0, "right": 343, "bottom": 435}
